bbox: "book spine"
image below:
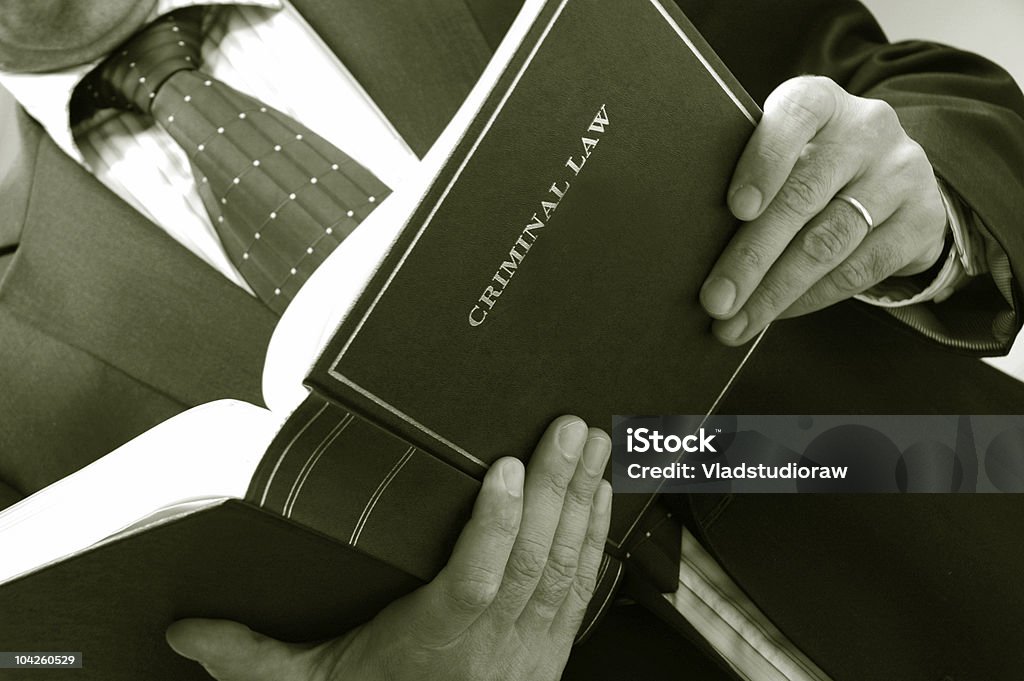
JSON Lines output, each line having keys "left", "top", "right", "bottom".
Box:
{"left": 245, "top": 393, "right": 480, "bottom": 583}
{"left": 247, "top": 391, "right": 628, "bottom": 645}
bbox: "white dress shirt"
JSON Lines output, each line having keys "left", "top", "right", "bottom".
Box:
{"left": 0, "top": 0, "right": 418, "bottom": 292}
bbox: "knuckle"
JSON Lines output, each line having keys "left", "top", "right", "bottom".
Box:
{"left": 834, "top": 254, "right": 885, "bottom": 293}
{"left": 547, "top": 537, "right": 583, "bottom": 579}
{"left": 443, "top": 572, "right": 501, "bottom": 612}
{"left": 890, "top": 139, "right": 931, "bottom": 178}
{"left": 531, "top": 583, "right": 571, "bottom": 618}
{"left": 488, "top": 507, "right": 521, "bottom": 538}
{"left": 535, "top": 557, "right": 578, "bottom": 606}
{"left": 801, "top": 212, "right": 858, "bottom": 265}
{"left": 563, "top": 481, "right": 595, "bottom": 511}
{"left": 802, "top": 75, "right": 838, "bottom": 90}
{"left": 904, "top": 138, "right": 930, "bottom": 166}
{"left": 754, "top": 141, "right": 789, "bottom": 169}
{"left": 833, "top": 258, "right": 873, "bottom": 292}
{"left": 750, "top": 277, "right": 789, "bottom": 316}
{"left": 803, "top": 143, "right": 843, "bottom": 186}
{"left": 863, "top": 98, "right": 899, "bottom": 127}
{"left": 730, "top": 242, "right": 767, "bottom": 274}
{"left": 854, "top": 98, "right": 902, "bottom": 146}
{"left": 776, "top": 172, "right": 828, "bottom": 218}
{"left": 537, "top": 468, "right": 571, "bottom": 499}
{"left": 775, "top": 79, "right": 828, "bottom": 129}
{"left": 524, "top": 594, "right": 562, "bottom": 622}
{"left": 505, "top": 536, "right": 550, "bottom": 582}
{"left": 569, "top": 571, "right": 599, "bottom": 608}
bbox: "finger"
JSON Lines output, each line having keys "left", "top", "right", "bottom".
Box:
{"left": 705, "top": 136, "right": 864, "bottom": 320}
{"left": 712, "top": 187, "right": 891, "bottom": 345}
{"left": 166, "top": 619, "right": 315, "bottom": 681}
{"left": 727, "top": 76, "right": 843, "bottom": 221}
{"left": 550, "top": 480, "right": 613, "bottom": 642}
{"left": 517, "top": 429, "right": 610, "bottom": 630}
{"left": 705, "top": 77, "right": 849, "bottom": 321}
{"left": 414, "top": 457, "right": 524, "bottom": 641}
{"left": 782, "top": 205, "right": 926, "bottom": 317}
{"left": 490, "top": 415, "right": 589, "bottom": 619}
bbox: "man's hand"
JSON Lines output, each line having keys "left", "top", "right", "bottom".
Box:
{"left": 700, "top": 75, "right": 949, "bottom": 345}
{"left": 165, "top": 415, "right": 613, "bottom": 681}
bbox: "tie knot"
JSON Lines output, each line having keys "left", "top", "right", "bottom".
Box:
{"left": 74, "top": 8, "right": 204, "bottom": 118}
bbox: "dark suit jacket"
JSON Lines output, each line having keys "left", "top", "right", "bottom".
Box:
{"left": 2, "top": 1, "right": 1024, "bottom": 679}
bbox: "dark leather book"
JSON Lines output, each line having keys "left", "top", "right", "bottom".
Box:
{"left": 0, "top": 1, "right": 761, "bottom": 678}
{"left": 305, "top": 0, "right": 762, "bottom": 477}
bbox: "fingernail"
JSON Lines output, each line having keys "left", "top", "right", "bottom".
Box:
{"left": 701, "top": 277, "right": 736, "bottom": 317}
{"left": 716, "top": 310, "right": 748, "bottom": 342}
{"left": 165, "top": 622, "right": 202, "bottom": 660}
{"left": 582, "top": 433, "right": 610, "bottom": 475}
{"left": 501, "top": 459, "right": 524, "bottom": 497}
{"left": 730, "top": 185, "right": 763, "bottom": 220}
{"left": 595, "top": 482, "right": 612, "bottom": 514}
{"left": 557, "top": 419, "right": 588, "bottom": 458}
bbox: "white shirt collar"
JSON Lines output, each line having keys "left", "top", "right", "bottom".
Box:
{"left": 0, "top": 0, "right": 282, "bottom": 163}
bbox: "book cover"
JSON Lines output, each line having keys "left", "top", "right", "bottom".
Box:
{"left": 308, "top": 0, "right": 762, "bottom": 480}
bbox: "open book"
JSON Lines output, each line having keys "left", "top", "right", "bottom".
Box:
{"left": 0, "top": 0, "right": 764, "bottom": 677}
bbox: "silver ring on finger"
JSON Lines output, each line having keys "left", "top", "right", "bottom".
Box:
{"left": 834, "top": 193, "right": 875, "bottom": 232}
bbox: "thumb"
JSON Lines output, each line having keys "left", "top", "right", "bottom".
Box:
{"left": 400, "top": 458, "right": 523, "bottom": 644}
{"left": 166, "top": 619, "right": 315, "bottom": 681}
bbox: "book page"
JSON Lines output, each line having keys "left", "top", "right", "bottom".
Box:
{"left": 260, "top": 189, "right": 415, "bottom": 416}
{"left": 984, "top": 332, "right": 1024, "bottom": 382}
{"left": 261, "top": 0, "right": 550, "bottom": 416}
{"left": 0, "top": 400, "right": 281, "bottom": 584}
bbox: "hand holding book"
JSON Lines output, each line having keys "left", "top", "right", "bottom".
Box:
{"left": 702, "top": 75, "right": 949, "bottom": 345}
{"left": 166, "top": 417, "right": 613, "bottom": 681}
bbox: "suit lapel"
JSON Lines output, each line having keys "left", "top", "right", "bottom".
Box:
{"left": 0, "top": 111, "right": 276, "bottom": 408}
{"left": 290, "top": 0, "right": 495, "bottom": 156}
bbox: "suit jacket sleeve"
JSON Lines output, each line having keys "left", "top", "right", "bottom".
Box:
{"left": 679, "top": 0, "right": 1024, "bottom": 354}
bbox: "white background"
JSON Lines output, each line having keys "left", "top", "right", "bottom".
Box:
{"left": 862, "top": 0, "right": 1024, "bottom": 88}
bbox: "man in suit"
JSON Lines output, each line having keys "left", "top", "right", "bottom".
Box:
{"left": 2, "top": 0, "right": 1024, "bottom": 679}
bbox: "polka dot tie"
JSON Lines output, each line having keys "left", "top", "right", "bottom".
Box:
{"left": 74, "top": 8, "right": 391, "bottom": 315}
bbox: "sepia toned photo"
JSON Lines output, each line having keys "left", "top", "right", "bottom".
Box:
{"left": 1, "top": 1, "right": 1022, "bottom": 679}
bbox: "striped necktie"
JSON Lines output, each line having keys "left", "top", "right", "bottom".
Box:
{"left": 74, "top": 7, "right": 391, "bottom": 315}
